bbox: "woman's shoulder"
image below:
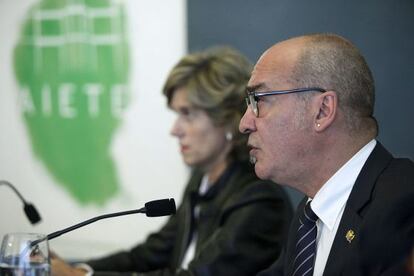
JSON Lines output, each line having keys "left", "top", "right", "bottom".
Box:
{"left": 227, "top": 161, "right": 291, "bottom": 203}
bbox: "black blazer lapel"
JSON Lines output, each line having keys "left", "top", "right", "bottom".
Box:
{"left": 323, "top": 142, "right": 393, "bottom": 275}
{"left": 323, "top": 209, "right": 363, "bottom": 275}
{"left": 171, "top": 172, "right": 201, "bottom": 269}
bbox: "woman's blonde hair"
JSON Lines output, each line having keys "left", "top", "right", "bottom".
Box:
{"left": 163, "top": 46, "right": 252, "bottom": 161}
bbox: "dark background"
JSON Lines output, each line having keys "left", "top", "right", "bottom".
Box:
{"left": 187, "top": 0, "right": 414, "bottom": 207}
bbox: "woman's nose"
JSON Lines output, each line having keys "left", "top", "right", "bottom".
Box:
{"left": 170, "top": 118, "right": 183, "bottom": 137}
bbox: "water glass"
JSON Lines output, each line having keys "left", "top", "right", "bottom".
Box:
{"left": 0, "top": 233, "right": 50, "bottom": 276}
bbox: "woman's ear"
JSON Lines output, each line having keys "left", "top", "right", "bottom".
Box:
{"left": 225, "top": 131, "right": 233, "bottom": 142}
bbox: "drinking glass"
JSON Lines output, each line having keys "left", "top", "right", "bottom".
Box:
{"left": 0, "top": 233, "right": 50, "bottom": 276}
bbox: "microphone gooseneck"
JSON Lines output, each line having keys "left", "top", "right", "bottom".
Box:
{"left": 30, "top": 198, "right": 176, "bottom": 247}
{"left": 0, "top": 180, "right": 42, "bottom": 224}
{"left": 45, "top": 208, "right": 147, "bottom": 242}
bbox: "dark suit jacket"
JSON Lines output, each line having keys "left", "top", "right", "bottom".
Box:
{"left": 258, "top": 142, "right": 414, "bottom": 276}
{"left": 87, "top": 161, "right": 293, "bottom": 276}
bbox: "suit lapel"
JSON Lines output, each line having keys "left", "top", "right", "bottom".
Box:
{"left": 323, "top": 206, "right": 363, "bottom": 275}
{"left": 323, "top": 142, "right": 393, "bottom": 275}
{"left": 172, "top": 172, "right": 201, "bottom": 269}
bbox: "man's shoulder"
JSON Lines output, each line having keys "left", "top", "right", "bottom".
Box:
{"left": 386, "top": 156, "right": 414, "bottom": 175}
{"left": 371, "top": 155, "right": 414, "bottom": 198}
{"left": 355, "top": 159, "right": 414, "bottom": 275}
{"left": 353, "top": 142, "right": 414, "bottom": 205}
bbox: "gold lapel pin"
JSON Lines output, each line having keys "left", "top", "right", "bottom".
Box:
{"left": 345, "top": 229, "right": 355, "bottom": 243}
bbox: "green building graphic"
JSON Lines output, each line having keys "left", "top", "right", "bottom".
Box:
{"left": 14, "top": 0, "right": 130, "bottom": 205}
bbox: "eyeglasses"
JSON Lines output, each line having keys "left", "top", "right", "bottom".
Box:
{"left": 245, "top": 87, "right": 326, "bottom": 117}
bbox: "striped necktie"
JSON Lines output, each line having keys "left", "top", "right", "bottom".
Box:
{"left": 292, "top": 201, "right": 319, "bottom": 276}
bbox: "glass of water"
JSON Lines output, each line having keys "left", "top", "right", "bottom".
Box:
{"left": 0, "top": 233, "right": 50, "bottom": 276}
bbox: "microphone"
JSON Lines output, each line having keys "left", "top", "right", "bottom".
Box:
{"left": 144, "top": 198, "right": 176, "bottom": 217}
{"left": 31, "top": 198, "right": 176, "bottom": 246}
{"left": 0, "top": 180, "right": 42, "bottom": 224}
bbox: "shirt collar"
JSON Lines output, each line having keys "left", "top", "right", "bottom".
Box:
{"left": 199, "top": 175, "right": 209, "bottom": 195}
{"left": 311, "top": 139, "right": 377, "bottom": 230}
{"left": 193, "top": 161, "right": 239, "bottom": 201}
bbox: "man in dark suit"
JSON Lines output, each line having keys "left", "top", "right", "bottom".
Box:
{"left": 239, "top": 33, "right": 414, "bottom": 275}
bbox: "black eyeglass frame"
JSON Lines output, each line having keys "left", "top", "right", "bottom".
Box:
{"left": 245, "top": 87, "right": 327, "bottom": 117}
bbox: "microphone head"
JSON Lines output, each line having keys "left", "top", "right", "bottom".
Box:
{"left": 24, "top": 203, "right": 42, "bottom": 224}
{"left": 145, "top": 198, "right": 176, "bottom": 217}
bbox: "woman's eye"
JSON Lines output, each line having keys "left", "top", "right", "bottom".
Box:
{"left": 181, "top": 110, "right": 190, "bottom": 116}
{"left": 179, "top": 108, "right": 198, "bottom": 120}
{"left": 179, "top": 107, "right": 192, "bottom": 116}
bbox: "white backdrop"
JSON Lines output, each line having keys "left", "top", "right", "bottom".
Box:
{"left": 0, "top": 0, "right": 188, "bottom": 259}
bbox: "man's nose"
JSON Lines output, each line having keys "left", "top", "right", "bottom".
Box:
{"left": 239, "top": 107, "right": 256, "bottom": 134}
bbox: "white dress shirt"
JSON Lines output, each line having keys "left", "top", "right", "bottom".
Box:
{"left": 310, "top": 139, "right": 376, "bottom": 276}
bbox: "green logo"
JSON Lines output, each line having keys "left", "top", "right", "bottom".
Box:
{"left": 13, "top": 0, "right": 130, "bottom": 205}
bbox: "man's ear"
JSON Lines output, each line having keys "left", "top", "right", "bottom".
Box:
{"left": 314, "top": 91, "right": 338, "bottom": 132}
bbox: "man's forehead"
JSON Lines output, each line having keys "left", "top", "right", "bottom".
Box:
{"left": 248, "top": 40, "right": 303, "bottom": 90}
{"left": 248, "top": 59, "right": 294, "bottom": 91}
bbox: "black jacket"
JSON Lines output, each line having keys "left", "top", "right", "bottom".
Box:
{"left": 87, "top": 161, "right": 293, "bottom": 276}
{"left": 258, "top": 143, "right": 414, "bottom": 276}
